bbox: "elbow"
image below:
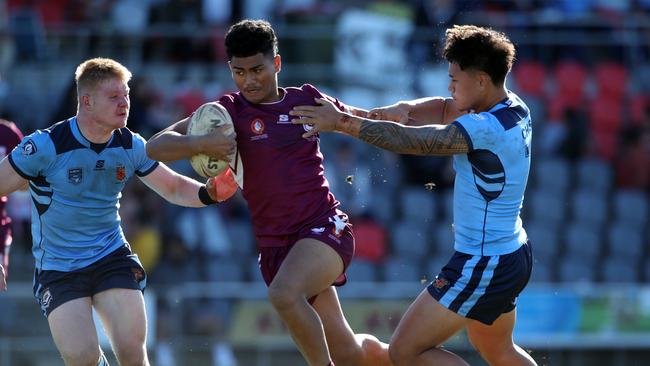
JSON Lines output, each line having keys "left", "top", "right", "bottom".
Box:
{"left": 145, "top": 140, "right": 161, "bottom": 160}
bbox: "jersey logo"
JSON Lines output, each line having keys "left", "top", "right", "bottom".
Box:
{"left": 329, "top": 215, "right": 348, "bottom": 238}
{"left": 250, "top": 119, "right": 268, "bottom": 141}
{"left": 22, "top": 139, "right": 37, "bottom": 156}
{"left": 277, "top": 114, "right": 290, "bottom": 124}
{"left": 95, "top": 160, "right": 105, "bottom": 170}
{"left": 432, "top": 276, "right": 450, "bottom": 289}
{"left": 251, "top": 119, "right": 265, "bottom": 134}
{"left": 116, "top": 165, "right": 126, "bottom": 182}
{"left": 68, "top": 168, "right": 83, "bottom": 185}
{"left": 41, "top": 288, "right": 53, "bottom": 310}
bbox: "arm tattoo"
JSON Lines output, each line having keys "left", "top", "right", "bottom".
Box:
{"left": 358, "top": 121, "right": 469, "bottom": 156}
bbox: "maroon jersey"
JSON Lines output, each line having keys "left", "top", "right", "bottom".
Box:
{"left": 0, "top": 120, "right": 23, "bottom": 249}
{"left": 218, "top": 84, "right": 347, "bottom": 246}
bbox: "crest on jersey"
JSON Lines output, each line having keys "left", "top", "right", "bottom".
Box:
{"left": 68, "top": 168, "right": 83, "bottom": 185}
{"left": 251, "top": 119, "right": 265, "bottom": 135}
{"left": 22, "top": 139, "right": 37, "bottom": 156}
{"left": 116, "top": 165, "right": 126, "bottom": 182}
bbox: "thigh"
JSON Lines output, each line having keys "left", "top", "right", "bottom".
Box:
{"left": 391, "top": 289, "right": 470, "bottom": 354}
{"left": 271, "top": 237, "right": 344, "bottom": 300}
{"left": 93, "top": 288, "right": 147, "bottom": 348}
{"left": 47, "top": 297, "right": 99, "bottom": 359}
{"left": 466, "top": 307, "right": 516, "bottom": 355}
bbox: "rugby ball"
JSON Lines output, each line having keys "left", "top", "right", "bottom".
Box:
{"left": 187, "top": 102, "right": 236, "bottom": 177}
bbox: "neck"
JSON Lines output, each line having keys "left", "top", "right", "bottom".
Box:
{"left": 476, "top": 87, "right": 508, "bottom": 113}
{"left": 76, "top": 113, "right": 113, "bottom": 144}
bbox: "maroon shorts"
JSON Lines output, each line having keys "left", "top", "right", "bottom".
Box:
{"left": 258, "top": 211, "right": 355, "bottom": 288}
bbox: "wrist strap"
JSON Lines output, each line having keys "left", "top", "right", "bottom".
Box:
{"left": 198, "top": 185, "right": 217, "bottom": 205}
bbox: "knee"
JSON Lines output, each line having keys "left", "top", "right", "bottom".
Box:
{"left": 113, "top": 335, "right": 147, "bottom": 365}
{"left": 388, "top": 342, "right": 413, "bottom": 366}
{"left": 60, "top": 347, "right": 100, "bottom": 366}
{"left": 267, "top": 282, "right": 300, "bottom": 311}
{"left": 331, "top": 346, "right": 362, "bottom": 366}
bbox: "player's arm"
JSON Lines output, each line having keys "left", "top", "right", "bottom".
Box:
{"left": 0, "top": 157, "right": 28, "bottom": 197}
{"left": 146, "top": 118, "right": 235, "bottom": 162}
{"left": 291, "top": 98, "right": 469, "bottom": 156}
{"left": 139, "top": 163, "right": 235, "bottom": 206}
{"left": 368, "top": 97, "right": 464, "bottom": 126}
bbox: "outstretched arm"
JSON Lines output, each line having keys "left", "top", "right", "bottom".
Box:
{"left": 291, "top": 98, "right": 469, "bottom": 156}
{"left": 146, "top": 118, "right": 236, "bottom": 162}
{"left": 368, "top": 97, "right": 465, "bottom": 126}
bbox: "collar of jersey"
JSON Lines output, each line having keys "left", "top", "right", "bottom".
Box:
{"left": 70, "top": 116, "right": 115, "bottom": 154}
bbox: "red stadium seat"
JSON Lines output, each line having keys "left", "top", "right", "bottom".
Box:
{"left": 594, "top": 61, "right": 628, "bottom": 99}
{"left": 553, "top": 60, "right": 588, "bottom": 103}
{"left": 512, "top": 60, "right": 547, "bottom": 97}
{"left": 629, "top": 93, "right": 650, "bottom": 125}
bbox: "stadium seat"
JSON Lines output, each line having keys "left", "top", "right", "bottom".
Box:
{"left": 440, "top": 189, "right": 454, "bottom": 222}
{"left": 529, "top": 260, "right": 553, "bottom": 283}
{"left": 525, "top": 221, "right": 560, "bottom": 262}
{"left": 571, "top": 189, "right": 609, "bottom": 226}
{"left": 346, "top": 259, "right": 378, "bottom": 282}
{"left": 390, "top": 221, "right": 430, "bottom": 259}
{"left": 526, "top": 188, "right": 568, "bottom": 226}
{"left": 575, "top": 158, "right": 613, "bottom": 194}
{"left": 558, "top": 257, "right": 596, "bottom": 283}
{"left": 207, "top": 256, "right": 246, "bottom": 282}
{"left": 533, "top": 158, "right": 571, "bottom": 197}
{"left": 613, "top": 189, "right": 649, "bottom": 230}
{"left": 432, "top": 223, "right": 456, "bottom": 258}
{"left": 588, "top": 96, "right": 624, "bottom": 160}
{"left": 512, "top": 59, "right": 547, "bottom": 97}
{"left": 383, "top": 256, "right": 423, "bottom": 282}
{"left": 606, "top": 221, "right": 645, "bottom": 261}
{"left": 563, "top": 223, "right": 602, "bottom": 265}
{"left": 553, "top": 60, "right": 588, "bottom": 104}
{"left": 400, "top": 186, "right": 437, "bottom": 222}
{"left": 226, "top": 218, "right": 255, "bottom": 258}
{"left": 601, "top": 257, "right": 639, "bottom": 283}
{"left": 426, "top": 256, "right": 449, "bottom": 280}
{"left": 594, "top": 61, "right": 628, "bottom": 99}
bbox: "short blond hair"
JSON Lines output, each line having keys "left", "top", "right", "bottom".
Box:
{"left": 75, "top": 57, "right": 132, "bottom": 95}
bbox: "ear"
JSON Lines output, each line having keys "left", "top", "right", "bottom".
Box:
{"left": 80, "top": 94, "right": 91, "bottom": 108}
{"left": 274, "top": 54, "right": 282, "bottom": 73}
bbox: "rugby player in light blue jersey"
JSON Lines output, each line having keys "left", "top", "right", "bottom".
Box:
{"left": 291, "top": 25, "right": 537, "bottom": 366}
{"left": 0, "top": 58, "right": 235, "bottom": 366}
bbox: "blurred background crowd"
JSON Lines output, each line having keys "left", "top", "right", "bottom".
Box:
{"left": 1, "top": 0, "right": 649, "bottom": 365}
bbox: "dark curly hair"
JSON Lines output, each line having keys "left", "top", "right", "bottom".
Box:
{"left": 443, "top": 25, "right": 515, "bottom": 86}
{"left": 225, "top": 19, "right": 278, "bottom": 60}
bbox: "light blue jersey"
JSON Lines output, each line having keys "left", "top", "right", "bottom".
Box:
{"left": 451, "top": 91, "right": 531, "bottom": 256}
{"left": 9, "top": 117, "right": 158, "bottom": 271}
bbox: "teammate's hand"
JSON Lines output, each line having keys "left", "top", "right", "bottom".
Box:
{"left": 206, "top": 168, "right": 238, "bottom": 202}
{"left": 0, "top": 263, "right": 6, "bottom": 291}
{"left": 291, "top": 98, "right": 343, "bottom": 138}
{"left": 198, "top": 125, "right": 237, "bottom": 162}
{"left": 368, "top": 102, "right": 410, "bottom": 124}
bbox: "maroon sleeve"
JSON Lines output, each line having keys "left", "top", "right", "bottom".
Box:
{"left": 301, "top": 84, "right": 348, "bottom": 113}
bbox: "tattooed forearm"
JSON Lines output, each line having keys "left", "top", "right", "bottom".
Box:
{"left": 358, "top": 121, "right": 469, "bottom": 156}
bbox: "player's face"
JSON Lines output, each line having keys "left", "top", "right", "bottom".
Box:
{"left": 229, "top": 53, "right": 281, "bottom": 104}
{"left": 87, "top": 77, "right": 130, "bottom": 129}
{"left": 447, "top": 62, "right": 483, "bottom": 112}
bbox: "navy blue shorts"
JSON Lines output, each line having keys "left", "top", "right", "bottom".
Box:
{"left": 427, "top": 241, "right": 532, "bottom": 325}
{"left": 33, "top": 245, "right": 147, "bottom": 317}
